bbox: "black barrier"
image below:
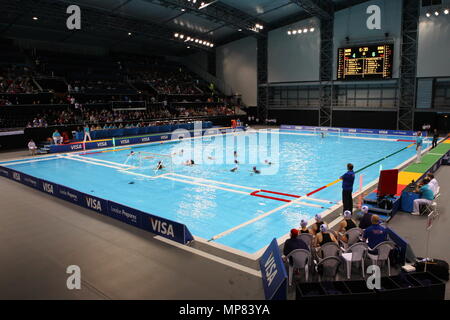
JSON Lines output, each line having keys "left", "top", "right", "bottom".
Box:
{"left": 296, "top": 283, "right": 326, "bottom": 300}
{"left": 295, "top": 272, "right": 446, "bottom": 300}
{"left": 0, "top": 166, "right": 194, "bottom": 245}
{"left": 319, "top": 281, "right": 352, "bottom": 300}
{"left": 410, "top": 272, "right": 446, "bottom": 300}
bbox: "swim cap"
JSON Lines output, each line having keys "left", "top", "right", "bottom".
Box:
{"left": 320, "top": 224, "right": 328, "bottom": 233}
{"left": 290, "top": 229, "right": 299, "bottom": 237}
{"left": 300, "top": 220, "right": 308, "bottom": 227}
{"left": 315, "top": 214, "right": 322, "bottom": 221}
{"left": 361, "top": 205, "right": 369, "bottom": 213}
{"left": 344, "top": 210, "right": 352, "bottom": 218}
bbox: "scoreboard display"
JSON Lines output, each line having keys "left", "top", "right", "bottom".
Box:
{"left": 337, "top": 44, "right": 393, "bottom": 80}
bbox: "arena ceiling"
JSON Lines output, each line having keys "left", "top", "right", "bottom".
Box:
{"left": 0, "top": 0, "right": 371, "bottom": 55}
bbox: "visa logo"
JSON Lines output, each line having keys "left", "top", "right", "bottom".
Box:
{"left": 150, "top": 218, "right": 174, "bottom": 237}
{"left": 42, "top": 182, "right": 54, "bottom": 194}
{"left": 86, "top": 197, "right": 102, "bottom": 211}
{"left": 121, "top": 139, "right": 130, "bottom": 145}
{"left": 71, "top": 144, "right": 82, "bottom": 150}
{"left": 160, "top": 136, "right": 168, "bottom": 140}
{"left": 12, "top": 172, "right": 21, "bottom": 181}
{"left": 264, "top": 253, "right": 278, "bottom": 287}
{"left": 97, "top": 142, "right": 107, "bottom": 147}
{"left": 141, "top": 137, "right": 150, "bottom": 142}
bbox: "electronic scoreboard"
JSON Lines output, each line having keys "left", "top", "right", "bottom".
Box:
{"left": 337, "top": 44, "right": 393, "bottom": 80}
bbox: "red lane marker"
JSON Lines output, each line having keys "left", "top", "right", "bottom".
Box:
{"left": 260, "top": 189, "right": 301, "bottom": 198}
{"left": 250, "top": 190, "right": 291, "bottom": 203}
{"left": 306, "top": 185, "right": 327, "bottom": 197}
{"left": 397, "top": 139, "right": 416, "bottom": 143}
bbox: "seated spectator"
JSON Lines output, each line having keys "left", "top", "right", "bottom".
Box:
{"left": 358, "top": 205, "right": 372, "bottom": 230}
{"left": 28, "top": 139, "right": 38, "bottom": 156}
{"left": 411, "top": 177, "right": 435, "bottom": 216}
{"left": 427, "top": 173, "right": 439, "bottom": 195}
{"left": 52, "top": 129, "right": 63, "bottom": 145}
{"left": 311, "top": 214, "right": 324, "bottom": 235}
{"left": 362, "top": 215, "right": 387, "bottom": 254}
{"left": 313, "top": 224, "right": 338, "bottom": 248}
{"left": 338, "top": 210, "right": 357, "bottom": 243}
{"left": 282, "top": 229, "right": 309, "bottom": 265}
{"left": 299, "top": 220, "right": 312, "bottom": 234}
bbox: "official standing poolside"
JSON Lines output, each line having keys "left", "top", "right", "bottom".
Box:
{"left": 341, "top": 163, "right": 355, "bottom": 214}
{"left": 415, "top": 131, "right": 423, "bottom": 163}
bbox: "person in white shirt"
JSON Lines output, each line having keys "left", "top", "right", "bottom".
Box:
{"left": 427, "top": 173, "right": 439, "bottom": 196}
{"left": 28, "top": 139, "right": 37, "bottom": 156}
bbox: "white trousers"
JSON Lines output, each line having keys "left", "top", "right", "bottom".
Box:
{"left": 83, "top": 132, "right": 92, "bottom": 142}
{"left": 416, "top": 146, "right": 422, "bottom": 163}
{"left": 53, "top": 137, "right": 63, "bottom": 145}
{"left": 413, "top": 198, "right": 432, "bottom": 215}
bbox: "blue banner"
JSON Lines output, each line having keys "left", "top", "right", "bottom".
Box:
{"left": 280, "top": 125, "right": 415, "bottom": 136}
{"left": 259, "top": 238, "right": 287, "bottom": 300}
{"left": 55, "top": 184, "right": 83, "bottom": 206}
{"left": 140, "top": 208, "right": 190, "bottom": 244}
{"left": 0, "top": 165, "right": 194, "bottom": 245}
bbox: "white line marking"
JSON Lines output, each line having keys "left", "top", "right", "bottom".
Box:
{"left": 162, "top": 175, "right": 251, "bottom": 195}
{"left": 1, "top": 157, "right": 59, "bottom": 166}
{"left": 67, "top": 154, "right": 132, "bottom": 168}
{"left": 169, "top": 173, "right": 256, "bottom": 191}
{"left": 59, "top": 155, "right": 127, "bottom": 170}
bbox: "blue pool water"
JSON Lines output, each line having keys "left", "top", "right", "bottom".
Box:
{"left": 1, "top": 129, "right": 423, "bottom": 254}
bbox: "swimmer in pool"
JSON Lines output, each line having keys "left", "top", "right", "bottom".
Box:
{"left": 184, "top": 159, "right": 195, "bottom": 166}
{"left": 252, "top": 166, "right": 261, "bottom": 174}
{"left": 264, "top": 160, "right": 273, "bottom": 166}
{"left": 155, "top": 161, "right": 165, "bottom": 170}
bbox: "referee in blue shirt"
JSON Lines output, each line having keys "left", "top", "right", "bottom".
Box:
{"left": 341, "top": 163, "right": 355, "bottom": 213}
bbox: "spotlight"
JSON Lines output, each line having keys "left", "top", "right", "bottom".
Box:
{"left": 434, "top": 11, "right": 439, "bottom": 16}
{"left": 187, "top": 46, "right": 190, "bottom": 48}
{"left": 174, "top": 33, "right": 179, "bottom": 37}
{"left": 193, "top": 0, "right": 196, "bottom": 3}
{"left": 179, "top": 34, "right": 184, "bottom": 39}
{"left": 310, "top": 27, "right": 315, "bottom": 32}
{"left": 238, "top": 29, "right": 242, "bottom": 32}
{"left": 303, "top": 28, "right": 308, "bottom": 33}
{"left": 32, "top": 16, "right": 38, "bottom": 20}
{"left": 181, "top": 8, "right": 186, "bottom": 12}
{"left": 187, "top": 36, "right": 191, "bottom": 41}
{"left": 259, "top": 25, "right": 263, "bottom": 30}
{"left": 195, "top": 39, "right": 199, "bottom": 43}
{"left": 292, "top": 30, "right": 297, "bottom": 34}
{"left": 444, "top": 9, "right": 449, "bottom": 15}
{"left": 128, "top": 32, "right": 132, "bottom": 36}
{"left": 210, "top": 44, "right": 214, "bottom": 47}
{"left": 287, "top": 30, "right": 291, "bottom": 35}
{"left": 426, "top": 12, "right": 431, "bottom": 17}
{"left": 297, "top": 29, "right": 301, "bottom": 34}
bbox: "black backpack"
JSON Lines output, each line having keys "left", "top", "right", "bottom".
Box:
{"left": 414, "top": 258, "right": 449, "bottom": 281}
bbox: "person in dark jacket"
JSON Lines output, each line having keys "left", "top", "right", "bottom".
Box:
{"left": 341, "top": 163, "right": 355, "bottom": 213}
{"left": 432, "top": 129, "right": 439, "bottom": 149}
{"left": 283, "top": 229, "right": 309, "bottom": 265}
{"left": 358, "top": 205, "right": 372, "bottom": 230}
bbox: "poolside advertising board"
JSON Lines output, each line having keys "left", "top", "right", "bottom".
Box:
{"left": 259, "top": 238, "right": 287, "bottom": 300}
{"left": 281, "top": 125, "right": 415, "bottom": 137}
{"left": 0, "top": 166, "right": 194, "bottom": 245}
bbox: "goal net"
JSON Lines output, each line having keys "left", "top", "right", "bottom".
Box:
{"left": 129, "top": 151, "right": 174, "bottom": 174}
{"left": 313, "top": 127, "right": 342, "bottom": 137}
